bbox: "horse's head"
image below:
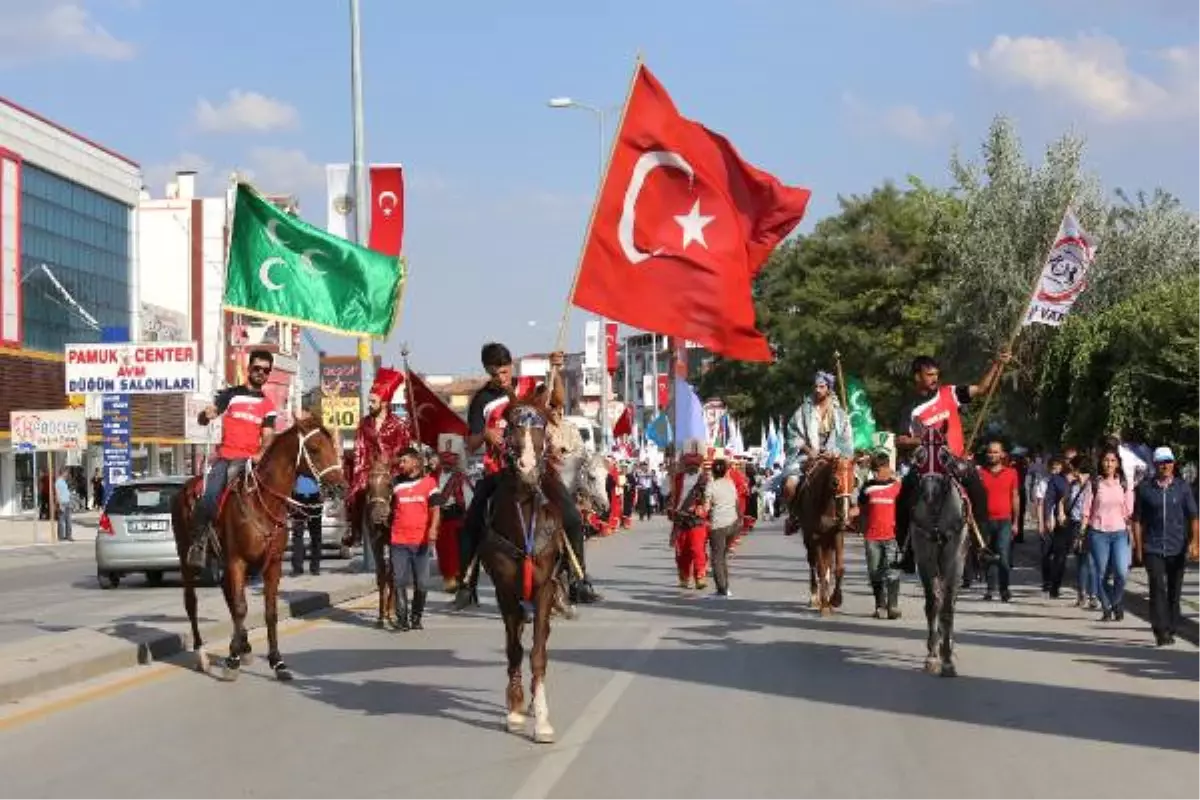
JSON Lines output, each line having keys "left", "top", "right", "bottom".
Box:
{"left": 366, "top": 459, "right": 392, "bottom": 527}
{"left": 504, "top": 395, "right": 550, "bottom": 489}
{"left": 291, "top": 416, "right": 347, "bottom": 500}
{"left": 913, "top": 472, "right": 966, "bottom": 537}
{"left": 575, "top": 452, "right": 611, "bottom": 518}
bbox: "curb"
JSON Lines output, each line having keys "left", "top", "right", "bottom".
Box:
{"left": 0, "top": 576, "right": 379, "bottom": 706}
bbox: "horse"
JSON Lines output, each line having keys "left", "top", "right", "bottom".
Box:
{"left": 478, "top": 393, "right": 565, "bottom": 743}
{"left": 171, "top": 417, "right": 346, "bottom": 681}
{"left": 791, "top": 455, "right": 855, "bottom": 615}
{"left": 908, "top": 460, "right": 972, "bottom": 677}
{"left": 363, "top": 459, "right": 397, "bottom": 628}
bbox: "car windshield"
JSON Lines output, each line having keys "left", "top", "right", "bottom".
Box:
{"left": 106, "top": 483, "right": 184, "bottom": 515}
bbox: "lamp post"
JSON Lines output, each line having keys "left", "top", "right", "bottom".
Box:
{"left": 548, "top": 96, "right": 611, "bottom": 451}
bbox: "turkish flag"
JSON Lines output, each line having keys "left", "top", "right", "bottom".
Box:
{"left": 605, "top": 322, "right": 619, "bottom": 373}
{"left": 612, "top": 405, "right": 633, "bottom": 439}
{"left": 368, "top": 165, "right": 404, "bottom": 257}
{"left": 405, "top": 369, "right": 467, "bottom": 449}
{"left": 656, "top": 374, "right": 670, "bottom": 409}
{"left": 572, "top": 64, "right": 810, "bottom": 363}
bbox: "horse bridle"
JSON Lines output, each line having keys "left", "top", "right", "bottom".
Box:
{"left": 295, "top": 426, "right": 343, "bottom": 482}
{"left": 243, "top": 426, "right": 344, "bottom": 529}
{"left": 505, "top": 406, "right": 550, "bottom": 476}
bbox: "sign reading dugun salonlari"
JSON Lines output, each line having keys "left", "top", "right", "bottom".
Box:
{"left": 65, "top": 341, "right": 200, "bottom": 395}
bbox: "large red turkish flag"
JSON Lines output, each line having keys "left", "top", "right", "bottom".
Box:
{"left": 405, "top": 369, "right": 467, "bottom": 449}
{"left": 572, "top": 65, "right": 810, "bottom": 363}
{"left": 368, "top": 165, "right": 404, "bottom": 257}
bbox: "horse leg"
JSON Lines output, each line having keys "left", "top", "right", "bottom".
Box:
{"left": 262, "top": 555, "right": 292, "bottom": 681}
{"left": 920, "top": 570, "right": 941, "bottom": 675}
{"left": 181, "top": 563, "right": 207, "bottom": 673}
{"left": 503, "top": 604, "right": 527, "bottom": 734}
{"left": 373, "top": 534, "right": 391, "bottom": 628}
{"left": 221, "top": 559, "right": 249, "bottom": 681}
{"left": 819, "top": 548, "right": 834, "bottom": 617}
{"left": 940, "top": 538, "right": 966, "bottom": 678}
{"left": 805, "top": 534, "right": 819, "bottom": 608}
{"left": 831, "top": 529, "right": 846, "bottom": 608}
{"left": 529, "top": 581, "right": 555, "bottom": 744}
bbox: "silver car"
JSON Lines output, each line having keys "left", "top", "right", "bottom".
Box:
{"left": 94, "top": 476, "right": 220, "bottom": 589}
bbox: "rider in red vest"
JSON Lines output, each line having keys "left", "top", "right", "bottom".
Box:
{"left": 187, "top": 349, "right": 278, "bottom": 568}
{"left": 894, "top": 350, "right": 1011, "bottom": 557}
{"left": 343, "top": 367, "right": 412, "bottom": 546}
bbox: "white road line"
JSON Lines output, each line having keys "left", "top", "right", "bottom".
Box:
{"left": 514, "top": 625, "right": 665, "bottom": 800}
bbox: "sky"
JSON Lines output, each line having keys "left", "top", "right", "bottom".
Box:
{"left": 1, "top": 0, "right": 1196, "bottom": 375}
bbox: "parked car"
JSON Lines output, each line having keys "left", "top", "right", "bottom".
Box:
{"left": 94, "top": 476, "right": 223, "bottom": 589}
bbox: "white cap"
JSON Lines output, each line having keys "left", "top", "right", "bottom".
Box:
{"left": 1153, "top": 446, "right": 1175, "bottom": 463}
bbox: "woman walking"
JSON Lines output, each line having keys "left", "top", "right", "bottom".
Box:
{"left": 1080, "top": 447, "right": 1133, "bottom": 621}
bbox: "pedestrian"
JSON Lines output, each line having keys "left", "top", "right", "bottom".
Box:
{"left": 977, "top": 439, "right": 1020, "bottom": 602}
{"left": 1012, "top": 447, "right": 1030, "bottom": 544}
{"left": 705, "top": 450, "right": 740, "bottom": 598}
{"left": 1131, "top": 447, "right": 1199, "bottom": 646}
{"left": 1080, "top": 446, "right": 1133, "bottom": 622}
{"left": 1061, "top": 455, "right": 1098, "bottom": 608}
{"left": 54, "top": 467, "right": 73, "bottom": 541}
{"left": 390, "top": 447, "right": 441, "bottom": 631}
{"left": 290, "top": 473, "right": 323, "bottom": 577}
{"left": 636, "top": 464, "right": 654, "bottom": 521}
{"left": 858, "top": 451, "right": 902, "bottom": 619}
{"left": 91, "top": 469, "right": 104, "bottom": 510}
{"left": 669, "top": 439, "right": 710, "bottom": 590}
{"left": 1040, "top": 455, "right": 1069, "bottom": 597}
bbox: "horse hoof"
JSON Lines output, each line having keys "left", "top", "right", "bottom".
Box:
{"left": 505, "top": 712, "right": 527, "bottom": 734}
{"left": 195, "top": 649, "right": 209, "bottom": 673}
{"left": 819, "top": 606, "right": 832, "bottom": 617}
{"left": 562, "top": 603, "right": 578, "bottom": 621}
{"left": 533, "top": 724, "right": 556, "bottom": 744}
{"left": 221, "top": 661, "right": 241, "bottom": 682}
{"left": 274, "top": 664, "right": 294, "bottom": 682}
{"left": 375, "top": 618, "right": 386, "bottom": 629}
{"left": 808, "top": 597, "right": 819, "bottom": 609}
{"left": 924, "top": 658, "right": 941, "bottom": 676}
{"left": 831, "top": 589, "right": 844, "bottom": 608}
{"left": 940, "top": 663, "right": 958, "bottom": 678}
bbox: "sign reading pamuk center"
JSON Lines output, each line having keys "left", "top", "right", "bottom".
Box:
{"left": 65, "top": 341, "right": 200, "bottom": 395}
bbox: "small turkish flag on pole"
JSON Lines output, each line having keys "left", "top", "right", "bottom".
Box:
{"left": 405, "top": 368, "right": 467, "bottom": 449}
{"left": 368, "top": 164, "right": 404, "bottom": 257}
{"left": 570, "top": 62, "right": 810, "bottom": 363}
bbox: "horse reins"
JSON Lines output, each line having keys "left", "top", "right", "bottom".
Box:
{"left": 240, "top": 427, "right": 344, "bottom": 534}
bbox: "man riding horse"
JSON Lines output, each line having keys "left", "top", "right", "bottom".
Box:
{"left": 344, "top": 368, "right": 412, "bottom": 547}
{"left": 781, "top": 371, "right": 854, "bottom": 534}
{"left": 186, "top": 348, "right": 278, "bottom": 569}
{"left": 454, "top": 343, "right": 599, "bottom": 609}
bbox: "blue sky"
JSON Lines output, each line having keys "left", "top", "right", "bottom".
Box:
{"left": 2, "top": 0, "right": 1196, "bottom": 375}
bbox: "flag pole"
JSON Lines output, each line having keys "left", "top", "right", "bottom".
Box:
{"left": 400, "top": 344, "right": 422, "bottom": 449}
{"left": 965, "top": 193, "right": 1076, "bottom": 452}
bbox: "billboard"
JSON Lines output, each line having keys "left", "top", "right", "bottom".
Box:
{"left": 9, "top": 409, "right": 88, "bottom": 451}
{"left": 65, "top": 341, "right": 199, "bottom": 395}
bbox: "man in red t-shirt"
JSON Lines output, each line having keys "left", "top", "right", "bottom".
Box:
{"left": 390, "top": 447, "right": 442, "bottom": 631}
{"left": 977, "top": 439, "right": 1020, "bottom": 602}
{"left": 857, "top": 452, "right": 903, "bottom": 619}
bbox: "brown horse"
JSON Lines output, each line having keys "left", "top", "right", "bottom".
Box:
{"left": 171, "top": 417, "right": 346, "bottom": 681}
{"left": 478, "top": 393, "right": 564, "bottom": 743}
{"left": 791, "top": 455, "right": 854, "bottom": 615}
{"left": 363, "top": 460, "right": 397, "bottom": 628}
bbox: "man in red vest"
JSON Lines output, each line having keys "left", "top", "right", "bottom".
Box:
{"left": 894, "top": 350, "right": 1011, "bottom": 556}
{"left": 187, "top": 349, "right": 278, "bottom": 568}
{"left": 343, "top": 368, "right": 412, "bottom": 546}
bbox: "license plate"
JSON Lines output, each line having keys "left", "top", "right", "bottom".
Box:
{"left": 128, "top": 520, "right": 169, "bottom": 534}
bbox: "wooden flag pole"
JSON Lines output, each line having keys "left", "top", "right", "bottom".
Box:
{"left": 833, "top": 350, "right": 850, "bottom": 414}
{"left": 965, "top": 194, "right": 1075, "bottom": 453}
{"left": 400, "top": 343, "right": 422, "bottom": 448}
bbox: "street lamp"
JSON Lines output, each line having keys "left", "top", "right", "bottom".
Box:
{"left": 548, "top": 95, "right": 611, "bottom": 451}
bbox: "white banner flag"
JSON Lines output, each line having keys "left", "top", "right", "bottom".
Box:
{"left": 1023, "top": 208, "right": 1095, "bottom": 327}
{"left": 325, "top": 163, "right": 357, "bottom": 242}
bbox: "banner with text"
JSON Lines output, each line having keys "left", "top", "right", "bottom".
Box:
{"left": 65, "top": 341, "right": 200, "bottom": 395}
{"left": 9, "top": 409, "right": 88, "bottom": 451}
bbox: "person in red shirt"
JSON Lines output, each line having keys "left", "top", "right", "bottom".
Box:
{"left": 858, "top": 452, "right": 903, "bottom": 619}
{"left": 344, "top": 367, "right": 412, "bottom": 547}
{"left": 390, "top": 447, "right": 442, "bottom": 631}
{"left": 977, "top": 439, "right": 1020, "bottom": 602}
{"left": 187, "top": 349, "right": 278, "bottom": 568}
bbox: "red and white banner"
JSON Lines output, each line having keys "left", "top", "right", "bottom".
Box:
{"left": 368, "top": 164, "right": 404, "bottom": 257}
{"left": 605, "top": 322, "right": 618, "bottom": 373}
{"left": 1023, "top": 208, "right": 1095, "bottom": 327}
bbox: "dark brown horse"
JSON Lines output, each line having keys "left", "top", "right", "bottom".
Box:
{"left": 791, "top": 455, "right": 855, "bottom": 615}
{"left": 172, "top": 417, "right": 346, "bottom": 681}
{"left": 479, "top": 393, "right": 564, "bottom": 743}
{"left": 363, "top": 460, "right": 397, "bottom": 628}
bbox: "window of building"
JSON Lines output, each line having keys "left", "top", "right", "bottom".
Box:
{"left": 19, "top": 164, "right": 131, "bottom": 352}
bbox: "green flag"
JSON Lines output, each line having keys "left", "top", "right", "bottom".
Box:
{"left": 845, "top": 375, "right": 878, "bottom": 451}
{"left": 223, "top": 183, "right": 404, "bottom": 337}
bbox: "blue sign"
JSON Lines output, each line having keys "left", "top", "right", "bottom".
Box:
{"left": 101, "top": 326, "right": 131, "bottom": 504}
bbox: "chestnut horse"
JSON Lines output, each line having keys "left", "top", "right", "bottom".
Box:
{"left": 479, "top": 393, "right": 565, "bottom": 743}
{"left": 791, "top": 455, "right": 854, "bottom": 615}
{"left": 363, "top": 460, "right": 397, "bottom": 628}
{"left": 172, "top": 417, "right": 346, "bottom": 681}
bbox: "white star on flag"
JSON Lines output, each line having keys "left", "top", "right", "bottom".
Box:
{"left": 674, "top": 200, "right": 715, "bottom": 249}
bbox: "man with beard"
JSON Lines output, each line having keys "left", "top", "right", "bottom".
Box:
{"left": 343, "top": 368, "right": 412, "bottom": 547}
{"left": 187, "top": 349, "right": 279, "bottom": 568}
{"left": 781, "top": 371, "right": 854, "bottom": 534}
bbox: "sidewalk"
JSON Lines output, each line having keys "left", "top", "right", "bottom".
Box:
{"left": 0, "top": 511, "right": 100, "bottom": 549}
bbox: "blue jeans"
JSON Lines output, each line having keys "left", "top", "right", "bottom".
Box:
{"left": 864, "top": 538, "right": 899, "bottom": 585}
{"left": 984, "top": 520, "right": 1013, "bottom": 594}
{"left": 1072, "top": 524, "right": 1096, "bottom": 598}
{"left": 57, "top": 505, "right": 73, "bottom": 540}
{"left": 1088, "top": 528, "right": 1130, "bottom": 612}
{"left": 195, "top": 458, "right": 236, "bottom": 528}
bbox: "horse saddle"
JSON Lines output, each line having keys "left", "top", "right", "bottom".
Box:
{"left": 190, "top": 460, "right": 250, "bottom": 518}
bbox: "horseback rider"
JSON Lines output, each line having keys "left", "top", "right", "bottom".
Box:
{"left": 781, "top": 371, "right": 854, "bottom": 534}
{"left": 343, "top": 367, "right": 412, "bottom": 547}
{"left": 454, "top": 343, "right": 599, "bottom": 609}
{"left": 186, "top": 349, "right": 278, "bottom": 568}
{"left": 893, "top": 350, "right": 1011, "bottom": 556}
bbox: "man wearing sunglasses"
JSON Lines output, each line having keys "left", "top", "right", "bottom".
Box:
{"left": 186, "top": 349, "right": 278, "bottom": 568}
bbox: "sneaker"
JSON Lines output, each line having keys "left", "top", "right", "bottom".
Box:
{"left": 1000, "top": 591, "right": 1012, "bottom": 603}
{"left": 1100, "top": 609, "right": 1112, "bottom": 622}
{"left": 1087, "top": 596, "right": 1099, "bottom": 610}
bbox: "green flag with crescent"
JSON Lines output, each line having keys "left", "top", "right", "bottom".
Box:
{"left": 845, "top": 375, "right": 877, "bottom": 451}
{"left": 224, "top": 183, "right": 404, "bottom": 338}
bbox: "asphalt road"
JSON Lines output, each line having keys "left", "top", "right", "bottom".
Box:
{"left": 0, "top": 516, "right": 1195, "bottom": 798}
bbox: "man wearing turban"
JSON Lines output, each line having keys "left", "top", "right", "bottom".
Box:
{"left": 781, "top": 371, "right": 854, "bottom": 534}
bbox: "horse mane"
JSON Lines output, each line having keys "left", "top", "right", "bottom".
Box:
{"left": 793, "top": 457, "right": 839, "bottom": 518}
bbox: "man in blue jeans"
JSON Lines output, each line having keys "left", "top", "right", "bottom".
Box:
{"left": 977, "top": 440, "right": 1019, "bottom": 602}
{"left": 54, "top": 468, "right": 74, "bottom": 542}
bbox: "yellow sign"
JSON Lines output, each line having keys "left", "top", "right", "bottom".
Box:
{"left": 322, "top": 396, "right": 360, "bottom": 430}
{"left": 357, "top": 338, "right": 372, "bottom": 361}
{"left": 67, "top": 394, "right": 85, "bottom": 409}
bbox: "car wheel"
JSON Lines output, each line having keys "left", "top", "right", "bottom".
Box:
{"left": 98, "top": 571, "right": 121, "bottom": 590}
{"left": 145, "top": 570, "right": 164, "bottom": 586}
{"left": 199, "top": 554, "right": 224, "bottom": 588}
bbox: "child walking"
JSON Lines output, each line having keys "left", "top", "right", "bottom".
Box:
{"left": 858, "top": 452, "right": 903, "bottom": 620}
{"left": 390, "top": 447, "right": 442, "bottom": 631}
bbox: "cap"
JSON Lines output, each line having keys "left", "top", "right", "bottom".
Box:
{"left": 1153, "top": 446, "right": 1175, "bottom": 464}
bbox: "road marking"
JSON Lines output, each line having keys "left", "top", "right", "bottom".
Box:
{"left": 514, "top": 625, "right": 665, "bottom": 800}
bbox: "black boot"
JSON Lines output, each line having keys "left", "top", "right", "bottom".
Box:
{"left": 571, "top": 577, "right": 601, "bottom": 604}
{"left": 410, "top": 590, "right": 426, "bottom": 630}
{"left": 887, "top": 580, "right": 902, "bottom": 619}
{"left": 186, "top": 513, "right": 211, "bottom": 569}
{"left": 871, "top": 582, "right": 886, "bottom": 618}
{"left": 396, "top": 590, "right": 411, "bottom": 632}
